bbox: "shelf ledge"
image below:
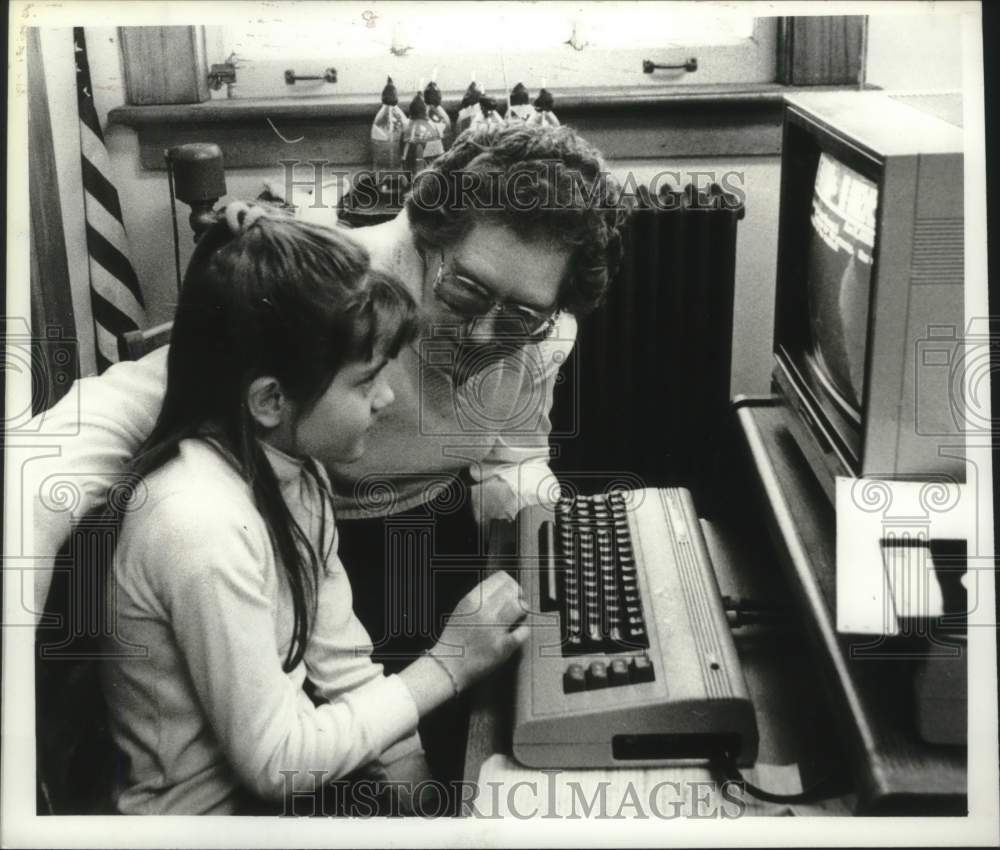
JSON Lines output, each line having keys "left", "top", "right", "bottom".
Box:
{"left": 107, "top": 83, "right": 867, "bottom": 169}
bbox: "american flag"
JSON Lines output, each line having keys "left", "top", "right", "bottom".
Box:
{"left": 74, "top": 27, "right": 147, "bottom": 372}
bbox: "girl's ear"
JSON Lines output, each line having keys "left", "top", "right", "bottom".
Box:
{"left": 246, "top": 376, "right": 290, "bottom": 429}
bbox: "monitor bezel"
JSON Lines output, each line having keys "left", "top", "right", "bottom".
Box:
{"left": 773, "top": 104, "right": 888, "bottom": 477}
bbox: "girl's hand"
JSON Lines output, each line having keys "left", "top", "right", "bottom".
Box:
{"left": 431, "top": 571, "right": 529, "bottom": 691}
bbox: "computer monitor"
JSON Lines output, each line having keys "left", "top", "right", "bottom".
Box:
{"left": 772, "top": 91, "right": 965, "bottom": 502}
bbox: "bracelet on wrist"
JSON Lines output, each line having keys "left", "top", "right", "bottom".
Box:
{"left": 425, "top": 650, "right": 461, "bottom": 699}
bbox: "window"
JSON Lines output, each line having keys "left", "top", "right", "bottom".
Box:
{"left": 206, "top": 2, "right": 775, "bottom": 100}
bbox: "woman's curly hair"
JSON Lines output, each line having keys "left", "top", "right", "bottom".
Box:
{"left": 405, "top": 124, "right": 630, "bottom": 316}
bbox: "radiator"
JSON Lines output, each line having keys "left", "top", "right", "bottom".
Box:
{"left": 550, "top": 183, "right": 745, "bottom": 513}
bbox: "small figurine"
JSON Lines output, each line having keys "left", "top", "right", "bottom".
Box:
{"left": 423, "top": 80, "right": 453, "bottom": 153}
{"left": 477, "top": 95, "right": 505, "bottom": 132}
{"left": 527, "top": 85, "right": 560, "bottom": 128}
{"left": 456, "top": 77, "right": 483, "bottom": 135}
{"left": 402, "top": 91, "right": 443, "bottom": 175}
{"left": 371, "top": 76, "right": 408, "bottom": 174}
{"left": 506, "top": 82, "right": 533, "bottom": 124}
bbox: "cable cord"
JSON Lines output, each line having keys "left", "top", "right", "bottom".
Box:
{"left": 715, "top": 758, "right": 852, "bottom": 806}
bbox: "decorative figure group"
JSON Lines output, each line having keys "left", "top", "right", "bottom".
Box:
{"left": 372, "top": 77, "right": 560, "bottom": 178}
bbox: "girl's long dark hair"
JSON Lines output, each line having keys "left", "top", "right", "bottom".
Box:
{"left": 129, "top": 208, "right": 418, "bottom": 671}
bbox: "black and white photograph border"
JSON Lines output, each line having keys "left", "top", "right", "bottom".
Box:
{"left": 3, "top": 0, "right": 996, "bottom": 847}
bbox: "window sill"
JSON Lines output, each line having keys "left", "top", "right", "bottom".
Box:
{"left": 108, "top": 83, "right": 865, "bottom": 169}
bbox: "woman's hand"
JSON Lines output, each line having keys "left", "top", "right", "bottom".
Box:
{"left": 431, "top": 570, "right": 529, "bottom": 691}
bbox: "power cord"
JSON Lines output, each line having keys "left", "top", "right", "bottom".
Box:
{"left": 714, "top": 756, "right": 852, "bottom": 805}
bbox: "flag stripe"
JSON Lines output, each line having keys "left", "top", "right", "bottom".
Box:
{"left": 85, "top": 224, "right": 145, "bottom": 307}
{"left": 81, "top": 155, "right": 125, "bottom": 223}
{"left": 95, "top": 325, "right": 119, "bottom": 371}
{"left": 80, "top": 121, "right": 114, "bottom": 174}
{"left": 84, "top": 189, "right": 131, "bottom": 260}
{"left": 91, "top": 290, "right": 140, "bottom": 339}
{"left": 90, "top": 261, "right": 146, "bottom": 327}
{"left": 77, "top": 26, "right": 146, "bottom": 372}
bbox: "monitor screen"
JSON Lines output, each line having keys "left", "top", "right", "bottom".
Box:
{"left": 805, "top": 152, "right": 878, "bottom": 419}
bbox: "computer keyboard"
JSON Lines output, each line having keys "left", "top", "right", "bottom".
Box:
{"left": 500, "top": 487, "right": 759, "bottom": 769}
{"left": 551, "top": 492, "right": 650, "bottom": 656}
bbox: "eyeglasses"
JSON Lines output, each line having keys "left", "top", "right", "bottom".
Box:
{"left": 432, "top": 257, "right": 559, "bottom": 340}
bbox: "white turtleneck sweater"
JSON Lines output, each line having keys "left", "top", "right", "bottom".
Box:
{"left": 100, "top": 438, "right": 420, "bottom": 814}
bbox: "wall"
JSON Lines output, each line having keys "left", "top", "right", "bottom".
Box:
{"left": 39, "top": 9, "right": 964, "bottom": 392}
{"left": 866, "top": 11, "right": 964, "bottom": 91}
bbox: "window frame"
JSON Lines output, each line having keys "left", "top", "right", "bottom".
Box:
{"left": 109, "top": 16, "right": 869, "bottom": 168}
{"left": 206, "top": 12, "right": 778, "bottom": 100}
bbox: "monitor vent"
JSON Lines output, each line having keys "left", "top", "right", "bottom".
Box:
{"left": 911, "top": 218, "right": 963, "bottom": 286}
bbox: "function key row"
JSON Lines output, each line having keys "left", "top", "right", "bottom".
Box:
{"left": 563, "top": 654, "right": 655, "bottom": 694}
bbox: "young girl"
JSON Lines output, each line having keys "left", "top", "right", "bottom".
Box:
{"left": 100, "top": 204, "right": 527, "bottom": 815}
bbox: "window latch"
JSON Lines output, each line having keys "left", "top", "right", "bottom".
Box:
{"left": 642, "top": 58, "right": 698, "bottom": 74}
{"left": 284, "top": 68, "right": 338, "bottom": 85}
{"left": 207, "top": 62, "right": 237, "bottom": 91}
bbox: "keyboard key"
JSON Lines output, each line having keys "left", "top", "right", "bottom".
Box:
{"left": 627, "top": 626, "right": 648, "bottom": 646}
{"left": 586, "top": 661, "right": 609, "bottom": 689}
{"left": 564, "top": 664, "right": 586, "bottom": 693}
{"left": 629, "top": 655, "right": 655, "bottom": 683}
{"left": 609, "top": 659, "right": 630, "bottom": 686}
